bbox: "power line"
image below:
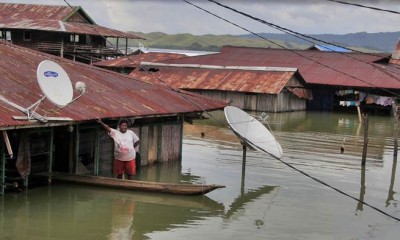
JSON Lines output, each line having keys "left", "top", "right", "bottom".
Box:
{"left": 183, "top": 0, "right": 400, "bottom": 97}
{"left": 58, "top": 0, "right": 400, "bottom": 223}
{"left": 326, "top": 0, "right": 400, "bottom": 15}
{"left": 205, "top": 0, "right": 400, "bottom": 77}
{"left": 183, "top": 0, "right": 400, "bottom": 223}
{"left": 59, "top": 0, "right": 228, "bottom": 125}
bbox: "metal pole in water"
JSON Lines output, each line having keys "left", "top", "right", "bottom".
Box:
{"left": 361, "top": 113, "right": 369, "bottom": 166}
{"left": 392, "top": 103, "right": 399, "bottom": 159}
{"left": 241, "top": 143, "right": 246, "bottom": 195}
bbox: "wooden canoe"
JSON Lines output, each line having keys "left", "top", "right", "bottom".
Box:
{"left": 37, "top": 172, "right": 225, "bottom": 196}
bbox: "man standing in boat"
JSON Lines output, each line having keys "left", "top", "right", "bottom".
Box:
{"left": 97, "top": 118, "right": 140, "bottom": 180}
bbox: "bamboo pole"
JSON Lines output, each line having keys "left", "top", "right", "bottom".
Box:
{"left": 361, "top": 113, "right": 369, "bottom": 165}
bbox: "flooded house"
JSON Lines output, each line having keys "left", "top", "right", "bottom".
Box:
{"left": 0, "top": 3, "right": 143, "bottom": 64}
{"left": 128, "top": 62, "right": 311, "bottom": 112}
{"left": 95, "top": 43, "right": 400, "bottom": 114}
{"left": 152, "top": 45, "right": 400, "bottom": 115}
{"left": 0, "top": 41, "right": 226, "bottom": 194}
{"left": 95, "top": 50, "right": 311, "bottom": 112}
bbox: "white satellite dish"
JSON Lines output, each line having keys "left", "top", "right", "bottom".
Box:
{"left": 224, "top": 106, "right": 283, "bottom": 160}
{"left": 37, "top": 60, "right": 73, "bottom": 107}
{"left": 138, "top": 42, "right": 149, "bottom": 53}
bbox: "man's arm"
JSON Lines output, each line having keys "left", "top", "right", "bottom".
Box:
{"left": 97, "top": 119, "right": 111, "bottom": 133}
{"left": 134, "top": 140, "right": 140, "bottom": 149}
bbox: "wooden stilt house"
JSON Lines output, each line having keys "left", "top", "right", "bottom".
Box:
{"left": 0, "top": 41, "right": 226, "bottom": 194}
{"left": 0, "top": 3, "right": 143, "bottom": 64}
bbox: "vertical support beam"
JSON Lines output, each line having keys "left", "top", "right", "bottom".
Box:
{"left": 116, "top": 37, "right": 119, "bottom": 54}
{"left": 60, "top": 35, "right": 64, "bottom": 58}
{"left": 125, "top": 38, "right": 128, "bottom": 55}
{"left": 48, "top": 128, "right": 54, "bottom": 183}
{"left": 179, "top": 116, "right": 184, "bottom": 161}
{"left": 68, "top": 128, "right": 74, "bottom": 174}
{"left": 1, "top": 141, "right": 5, "bottom": 195}
{"left": 361, "top": 113, "right": 369, "bottom": 165}
{"left": 94, "top": 127, "right": 100, "bottom": 176}
{"left": 73, "top": 124, "right": 80, "bottom": 174}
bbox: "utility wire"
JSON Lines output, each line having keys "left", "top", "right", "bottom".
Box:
{"left": 184, "top": 0, "right": 400, "bottom": 97}
{"left": 205, "top": 0, "right": 400, "bottom": 84}
{"left": 184, "top": 0, "right": 400, "bottom": 223}
{"left": 60, "top": 0, "right": 228, "bottom": 126}
{"left": 206, "top": 0, "right": 400, "bottom": 79}
{"left": 206, "top": 0, "right": 400, "bottom": 76}
{"left": 326, "top": 0, "right": 400, "bottom": 15}
{"left": 60, "top": 0, "right": 400, "bottom": 223}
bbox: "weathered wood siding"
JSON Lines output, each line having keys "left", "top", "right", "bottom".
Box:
{"left": 97, "top": 121, "right": 183, "bottom": 172}
{"left": 160, "top": 123, "right": 182, "bottom": 162}
{"left": 257, "top": 91, "right": 306, "bottom": 112}
{"left": 191, "top": 90, "right": 306, "bottom": 112}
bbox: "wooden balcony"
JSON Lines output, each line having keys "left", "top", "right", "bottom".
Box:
{"left": 37, "top": 41, "right": 123, "bottom": 56}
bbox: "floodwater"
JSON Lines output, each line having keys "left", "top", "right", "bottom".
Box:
{"left": 1, "top": 111, "right": 400, "bottom": 240}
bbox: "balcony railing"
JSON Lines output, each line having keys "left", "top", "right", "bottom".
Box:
{"left": 37, "top": 41, "right": 123, "bottom": 56}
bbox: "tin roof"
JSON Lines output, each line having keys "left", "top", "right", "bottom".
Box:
{"left": 0, "top": 3, "right": 142, "bottom": 39}
{"left": 162, "top": 46, "right": 399, "bottom": 89}
{"left": 129, "top": 62, "right": 304, "bottom": 95}
{"left": 0, "top": 41, "right": 226, "bottom": 129}
{"left": 93, "top": 52, "right": 188, "bottom": 68}
{"left": 307, "top": 44, "right": 352, "bottom": 52}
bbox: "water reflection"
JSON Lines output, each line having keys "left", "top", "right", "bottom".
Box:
{"left": 0, "top": 184, "right": 224, "bottom": 240}
{"left": 1, "top": 111, "right": 400, "bottom": 239}
{"left": 386, "top": 158, "right": 398, "bottom": 208}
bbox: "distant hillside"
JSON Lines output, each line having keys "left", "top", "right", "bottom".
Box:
{"left": 127, "top": 32, "right": 307, "bottom": 51}
{"left": 126, "top": 31, "right": 400, "bottom": 53}
{"left": 240, "top": 32, "right": 400, "bottom": 53}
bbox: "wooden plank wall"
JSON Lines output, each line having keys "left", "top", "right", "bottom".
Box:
{"left": 194, "top": 90, "right": 306, "bottom": 112}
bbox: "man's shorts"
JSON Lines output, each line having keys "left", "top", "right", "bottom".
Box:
{"left": 113, "top": 159, "right": 136, "bottom": 176}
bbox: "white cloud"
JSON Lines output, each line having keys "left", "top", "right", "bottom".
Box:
{"left": 1, "top": 0, "right": 399, "bottom": 35}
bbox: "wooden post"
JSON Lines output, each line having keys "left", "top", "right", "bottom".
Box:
{"left": 356, "top": 165, "right": 366, "bottom": 211}
{"left": 392, "top": 102, "right": 399, "bottom": 159}
{"left": 48, "top": 128, "right": 54, "bottom": 183}
{"left": 357, "top": 105, "right": 362, "bottom": 123}
{"left": 241, "top": 143, "right": 246, "bottom": 196}
{"left": 361, "top": 113, "right": 369, "bottom": 165}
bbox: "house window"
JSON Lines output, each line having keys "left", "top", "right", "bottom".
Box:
{"left": 0, "top": 31, "right": 3, "bottom": 39}
{"left": 70, "top": 34, "right": 79, "bottom": 43}
{"left": 23, "top": 31, "right": 31, "bottom": 41}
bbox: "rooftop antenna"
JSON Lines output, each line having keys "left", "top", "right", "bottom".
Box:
{"left": 0, "top": 60, "right": 86, "bottom": 122}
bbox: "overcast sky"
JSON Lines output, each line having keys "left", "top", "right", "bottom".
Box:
{"left": 2, "top": 0, "right": 400, "bottom": 35}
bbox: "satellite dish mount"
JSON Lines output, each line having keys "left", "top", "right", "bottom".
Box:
{"left": 0, "top": 60, "right": 86, "bottom": 123}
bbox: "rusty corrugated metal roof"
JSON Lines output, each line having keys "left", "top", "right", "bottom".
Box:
{"left": 162, "top": 46, "right": 400, "bottom": 89}
{"left": 129, "top": 63, "right": 300, "bottom": 95}
{"left": 0, "top": 41, "right": 226, "bottom": 129}
{"left": 0, "top": 3, "right": 143, "bottom": 39}
{"left": 94, "top": 52, "right": 187, "bottom": 68}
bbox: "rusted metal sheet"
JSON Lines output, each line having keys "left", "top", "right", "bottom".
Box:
{"left": 129, "top": 65, "right": 298, "bottom": 95}
{"left": 0, "top": 3, "right": 143, "bottom": 39}
{"left": 162, "top": 46, "right": 400, "bottom": 89}
{"left": 94, "top": 52, "right": 187, "bottom": 67}
{"left": 0, "top": 41, "right": 226, "bottom": 129}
